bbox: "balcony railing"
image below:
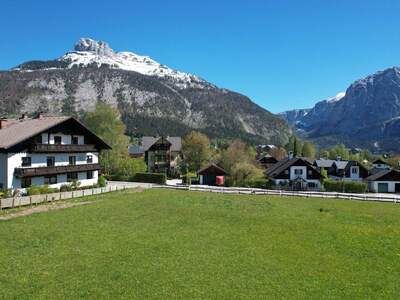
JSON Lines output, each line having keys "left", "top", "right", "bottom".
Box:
{"left": 29, "top": 144, "right": 97, "bottom": 153}
{"left": 14, "top": 163, "right": 101, "bottom": 178}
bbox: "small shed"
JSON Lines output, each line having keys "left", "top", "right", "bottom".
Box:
{"left": 366, "top": 169, "right": 400, "bottom": 193}
{"left": 197, "top": 164, "right": 228, "bottom": 186}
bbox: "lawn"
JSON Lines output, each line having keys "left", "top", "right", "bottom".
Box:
{"left": 0, "top": 189, "right": 399, "bottom": 299}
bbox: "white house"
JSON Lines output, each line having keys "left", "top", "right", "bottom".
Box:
{"left": 366, "top": 169, "right": 400, "bottom": 193}
{"left": 266, "top": 157, "right": 323, "bottom": 190}
{"left": 0, "top": 114, "right": 111, "bottom": 191}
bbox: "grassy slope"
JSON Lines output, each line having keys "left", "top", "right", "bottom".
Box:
{"left": 0, "top": 189, "right": 399, "bottom": 299}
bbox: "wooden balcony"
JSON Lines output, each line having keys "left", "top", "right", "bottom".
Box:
{"left": 14, "top": 163, "right": 101, "bottom": 178}
{"left": 29, "top": 143, "right": 97, "bottom": 153}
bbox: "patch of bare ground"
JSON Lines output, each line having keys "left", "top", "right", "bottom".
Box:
{"left": 0, "top": 201, "right": 94, "bottom": 220}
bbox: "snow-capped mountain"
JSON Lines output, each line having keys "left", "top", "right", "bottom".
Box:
{"left": 1, "top": 38, "right": 291, "bottom": 145}
{"left": 280, "top": 67, "right": 400, "bottom": 151}
{"left": 16, "top": 38, "right": 206, "bottom": 89}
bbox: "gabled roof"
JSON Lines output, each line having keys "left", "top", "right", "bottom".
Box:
{"left": 365, "top": 169, "right": 400, "bottom": 181}
{"left": 333, "top": 161, "right": 348, "bottom": 170}
{"left": 141, "top": 136, "right": 182, "bottom": 152}
{"left": 0, "top": 116, "right": 111, "bottom": 151}
{"left": 372, "top": 158, "right": 387, "bottom": 165}
{"left": 314, "top": 159, "right": 335, "bottom": 168}
{"left": 266, "top": 157, "right": 322, "bottom": 178}
{"left": 197, "top": 163, "right": 227, "bottom": 176}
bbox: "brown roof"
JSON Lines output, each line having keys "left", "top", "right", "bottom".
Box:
{"left": 365, "top": 169, "right": 400, "bottom": 181}
{"left": 266, "top": 157, "right": 323, "bottom": 179}
{"left": 0, "top": 116, "right": 70, "bottom": 150}
{"left": 141, "top": 136, "right": 182, "bottom": 152}
{"left": 198, "top": 163, "right": 227, "bottom": 176}
{"left": 0, "top": 116, "right": 111, "bottom": 151}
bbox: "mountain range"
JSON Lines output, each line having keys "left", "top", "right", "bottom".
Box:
{"left": 280, "top": 67, "right": 400, "bottom": 152}
{"left": 0, "top": 38, "right": 291, "bottom": 145}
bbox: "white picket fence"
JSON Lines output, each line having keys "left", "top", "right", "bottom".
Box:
{"left": 153, "top": 184, "right": 400, "bottom": 203}
{"left": 0, "top": 185, "right": 128, "bottom": 210}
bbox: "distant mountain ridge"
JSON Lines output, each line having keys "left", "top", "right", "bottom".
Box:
{"left": 1, "top": 38, "right": 291, "bottom": 145}
{"left": 280, "top": 67, "right": 400, "bottom": 152}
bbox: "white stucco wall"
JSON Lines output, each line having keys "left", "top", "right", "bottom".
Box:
{"left": 369, "top": 181, "right": 400, "bottom": 193}
{"left": 6, "top": 152, "right": 99, "bottom": 189}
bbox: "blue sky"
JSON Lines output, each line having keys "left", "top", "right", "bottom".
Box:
{"left": 1, "top": 0, "right": 399, "bottom": 113}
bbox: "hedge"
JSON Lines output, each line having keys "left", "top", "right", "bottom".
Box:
{"left": 131, "top": 173, "right": 166, "bottom": 184}
{"left": 323, "top": 179, "right": 367, "bottom": 193}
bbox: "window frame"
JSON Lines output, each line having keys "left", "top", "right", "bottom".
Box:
{"left": 67, "top": 172, "right": 78, "bottom": 182}
{"left": 87, "top": 171, "right": 94, "bottom": 180}
{"left": 46, "top": 156, "right": 55, "bottom": 167}
{"left": 69, "top": 156, "right": 76, "bottom": 166}
{"left": 21, "top": 157, "right": 32, "bottom": 167}
{"left": 44, "top": 175, "right": 57, "bottom": 185}
{"left": 294, "top": 169, "right": 303, "bottom": 175}
{"left": 21, "top": 178, "right": 32, "bottom": 188}
{"left": 54, "top": 136, "right": 62, "bottom": 145}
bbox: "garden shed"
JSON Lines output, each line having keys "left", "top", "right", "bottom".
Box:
{"left": 197, "top": 164, "right": 227, "bottom": 186}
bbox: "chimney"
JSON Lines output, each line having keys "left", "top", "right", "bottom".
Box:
{"left": 336, "top": 155, "right": 342, "bottom": 161}
{"left": 288, "top": 151, "right": 294, "bottom": 159}
{"left": 0, "top": 119, "right": 8, "bottom": 129}
{"left": 19, "top": 113, "right": 28, "bottom": 120}
{"left": 36, "top": 112, "right": 44, "bottom": 119}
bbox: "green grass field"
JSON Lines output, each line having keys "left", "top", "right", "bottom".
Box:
{"left": 0, "top": 189, "right": 399, "bottom": 299}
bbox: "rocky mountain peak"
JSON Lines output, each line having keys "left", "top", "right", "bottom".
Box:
{"left": 73, "top": 38, "right": 114, "bottom": 56}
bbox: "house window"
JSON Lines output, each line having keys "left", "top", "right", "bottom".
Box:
{"left": 71, "top": 136, "right": 79, "bottom": 145}
{"left": 67, "top": 172, "right": 78, "bottom": 182}
{"left": 308, "top": 182, "right": 317, "bottom": 188}
{"left": 351, "top": 167, "right": 358, "bottom": 174}
{"left": 54, "top": 136, "right": 62, "bottom": 145}
{"left": 0, "top": 183, "right": 3, "bottom": 189}
{"left": 86, "top": 155, "right": 93, "bottom": 164}
{"left": 44, "top": 175, "right": 57, "bottom": 185}
{"left": 69, "top": 156, "right": 76, "bottom": 165}
{"left": 47, "top": 156, "right": 55, "bottom": 167}
{"left": 294, "top": 169, "right": 303, "bottom": 175}
{"left": 21, "top": 178, "right": 31, "bottom": 188}
{"left": 87, "top": 171, "right": 93, "bottom": 179}
{"left": 21, "top": 157, "right": 31, "bottom": 167}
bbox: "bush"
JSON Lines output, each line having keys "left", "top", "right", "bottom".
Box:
{"left": 60, "top": 184, "right": 73, "bottom": 192}
{"left": 98, "top": 175, "right": 106, "bottom": 187}
{"left": 245, "top": 178, "right": 267, "bottom": 189}
{"left": 26, "top": 185, "right": 58, "bottom": 196}
{"left": 181, "top": 172, "right": 197, "bottom": 185}
{"left": 131, "top": 173, "right": 166, "bottom": 184}
{"left": 323, "top": 179, "right": 367, "bottom": 193}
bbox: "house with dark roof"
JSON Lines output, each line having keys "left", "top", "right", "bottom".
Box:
{"left": 136, "top": 136, "right": 182, "bottom": 175}
{"left": 266, "top": 157, "right": 323, "bottom": 190}
{"left": 258, "top": 154, "right": 278, "bottom": 169}
{"left": 313, "top": 159, "right": 368, "bottom": 181}
{"left": 365, "top": 169, "right": 400, "bottom": 193}
{"left": 0, "top": 114, "right": 111, "bottom": 190}
{"left": 197, "top": 163, "right": 227, "bottom": 186}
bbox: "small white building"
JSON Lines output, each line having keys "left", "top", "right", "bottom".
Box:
{"left": 0, "top": 114, "right": 110, "bottom": 191}
{"left": 366, "top": 169, "right": 400, "bottom": 193}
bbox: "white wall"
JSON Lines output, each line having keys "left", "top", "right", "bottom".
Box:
{"left": 290, "top": 166, "right": 307, "bottom": 180}
{"left": 6, "top": 152, "right": 99, "bottom": 189}
{"left": 369, "top": 181, "right": 400, "bottom": 193}
{"left": 43, "top": 133, "right": 84, "bottom": 145}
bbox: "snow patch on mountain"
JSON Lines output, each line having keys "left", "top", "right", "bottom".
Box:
{"left": 58, "top": 38, "right": 206, "bottom": 88}
{"left": 327, "top": 92, "right": 346, "bottom": 103}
